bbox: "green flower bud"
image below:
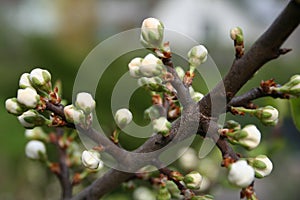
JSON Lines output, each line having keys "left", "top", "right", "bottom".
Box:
{"left": 230, "top": 27, "right": 243, "bottom": 44}
{"left": 183, "top": 171, "right": 203, "bottom": 190}
{"left": 139, "top": 54, "right": 164, "bottom": 77}
{"left": 64, "top": 105, "right": 86, "bottom": 124}
{"left": 75, "top": 92, "right": 96, "bottom": 114}
{"left": 19, "top": 73, "right": 33, "bottom": 89}
{"left": 228, "top": 160, "right": 255, "bottom": 188}
{"left": 128, "top": 57, "right": 143, "bottom": 78}
{"left": 249, "top": 155, "right": 273, "bottom": 178}
{"left": 156, "top": 186, "right": 171, "bottom": 200}
{"left": 25, "top": 140, "right": 46, "bottom": 160}
{"left": 17, "top": 87, "right": 40, "bottom": 109}
{"left": 256, "top": 106, "right": 279, "bottom": 126}
{"left": 18, "top": 110, "right": 48, "bottom": 128}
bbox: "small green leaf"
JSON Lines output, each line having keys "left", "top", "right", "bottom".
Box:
{"left": 290, "top": 97, "right": 300, "bottom": 132}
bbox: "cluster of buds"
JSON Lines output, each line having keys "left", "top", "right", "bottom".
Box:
{"left": 232, "top": 105, "right": 279, "bottom": 126}
{"left": 152, "top": 117, "right": 172, "bottom": 137}
{"left": 223, "top": 124, "right": 261, "bottom": 150}
{"left": 271, "top": 74, "right": 300, "bottom": 97}
{"left": 81, "top": 150, "right": 103, "bottom": 170}
{"left": 64, "top": 92, "right": 96, "bottom": 127}
{"left": 128, "top": 54, "right": 164, "bottom": 78}
{"left": 183, "top": 171, "right": 203, "bottom": 190}
{"left": 248, "top": 155, "right": 273, "bottom": 178}
{"left": 5, "top": 68, "right": 53, "bottom": 128}
{"left": 227, "top": 160, "right": 255, "bottom": 188}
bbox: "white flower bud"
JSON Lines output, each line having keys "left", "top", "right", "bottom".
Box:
{"left": 140, "top": 17, "right": 164, "bottom": 48}
{"left": 128, "top": 57, "right": 143, "bottom": 78}
{"left": 139, "top": 54, "right": 164, "bottom": 77}
{"left": 18, "top": 110, "right": 46, "bottom": 128}
{"left": 19, "top": 73, "right": 33, "bottom": 88}
{"left": 25, "top": 140, "right": 46, "bottom": 160}
{"left": 25, "top": 127, "right": 47, "bottom": 141}
{"left": 187, "top": 45, "right": 208, "bottom": 66}
{"left": 5, "top": 97, "right": 24, "bottom": 115}
{"left": 133, "top": 187, "right": 155, "bottom": 200}
{"left": 238, "top": 125, "right": 261, "bottom": 150}
{"left": 29, "top": 68, "right": 52, "bottom": 93}
{"left": 177, "top": 147, "right": 199, "bottom": 170}
{"left": 115, "top": 108, "right": 133, "bottom": 129}
{"left": 257, "top": 106, "right": 279, "bottom": 126}
{"left": 153, "top": 117, "right": 171, "bottom": 136}
{"left": 75, "top": 92, "right": 96, "bottom": 114}
{"left": 250, "top": 155, "right": 273, "bottom": 178}
{"left": 228, "top": 160, "right": 255, "bottom": 188}
{"left": 183, "top": 171, "right": 203, "bottom": 190}
{"left": 64, "top": 105, "right": 85, "bottom": 124}
{"left": 81, "top": 150, "right": 102, "bottom": 170}
{"left": 17, "top": 87, "right": 40, "bottom": 108}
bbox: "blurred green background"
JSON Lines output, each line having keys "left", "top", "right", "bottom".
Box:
{"left": 0, "top": 0, "right": 299, "bottom": 199}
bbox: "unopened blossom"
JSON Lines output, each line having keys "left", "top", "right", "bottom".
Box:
{"left": 250, "top": 155, "right": 273, "bottom": 178}
{"left": 17, "top": 87, "right": 40, "bottom": 108}
{"left": 257, "top": 106, "right": 279, "bottom": 126}
{"left": 140, "top": 17, "right": 164, "bottom": 48}
{"left": 29, "top": 68, "right": 52, "bottom": 92}
{"left": 128, "top": 57, "right": 142, "bottom": 78}
{"left": 187, "top": 45, "right": 208, "bottom": 66}
{"left": 238, "top": 124, "right": 261, "bottom": 150}
{"left": 183, "top": 171, "right": 203, "bottom": 190}
{"left": 81, "top": 150, "right": 103, "bottom": 170}
{"left": 5, "top": 97, "right": 24, "bottom": 115}
{"left": 153, "top": 117, "right": 171, "bottom": 136}
{"left": 139, "top": 54, "right": 164, "bottom": 77}
{"left": 75, "top": 92, "right": 96, "bottom": 114}
{"left": 115, "top": 108, "right": 133, "bottom": 129}
{"left": 64, "top": 105, "right": 85, "bottom": 124}
{"left": 19, "top": 73, "right": 33, "bottom": 89}
{"left": 25, "top": 140, "right": 46, "bottom": 160}
{"left": 228, "top": 160, "right": 255, "bottom": 188}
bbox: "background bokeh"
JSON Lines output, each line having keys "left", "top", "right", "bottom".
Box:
{"left": 0, "top": 0, "right": 299, "bottom": 199}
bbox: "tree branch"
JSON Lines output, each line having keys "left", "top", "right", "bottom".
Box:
{"left": 199, "top": 0, "right": 300, "bottom": 117}
{"left": 70, "top": 1, "right": 299, "bottom": 199}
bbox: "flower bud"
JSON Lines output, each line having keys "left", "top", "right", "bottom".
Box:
{"left": 17, "top": 87, "right": 40, "bottom": 108}
{"left": 272, "top": 75, "right": 300, "bottom": 96}
{"left": 140, "top": 17, "right": 164, "bottom": 49}
{"left": 25, "top": 140, "right": 46, "bottom": 160}
{"left": 139, "top": 54, "right": 164, "bottom": 77}
{"left": 187, "top": 45, "right": 208, "bottom": 67}
{"left": 25, "top": 127, "right": 48, "bottom": 141}
{"left": 133, "top": 187, "right": 155, "bottom": 200}
{"left": 177, "top": 147, "right": 199, "bottom": 170}
{"left": 249, "top": 155, "right": 273, "bottom": 178}
{"left": 183, "top": 171, "right": 203, "bottom": 190}
{"left": 138, "top": 77, "right": 164, "bottom": 92}
{"left": 115, "top": 108, "right": 133, "bottom": 129}
{"left": 5, "top": 97, "right": 24, "bottom": 115}
{"left": 156, "top": 186, "right": 171, "bottom": 200}
{"left": 228, "top": 160, "right": 255, "bottom": 188}
{"left": 256, "top": 106, "right": 279, "bottom": 126}
{"left": 81, "top": 150, "right": 103, "bottom": 170}
{"left": 75, "top": 92, "right": 96, "bottom": 114}
{"left": 128, "top": 57, "right": 143, "bottom": 78}
{"left": 19, "top": 73, "right": 33, "bottom": 89}
{"left": 191, "top": 195, "right": 214, "bottom": 200}
{"left": 18, "top": 110, "right": 47, "bottom": 128}
{"left": 153, "top": 117, "right": 171, "bottom": 136}
{"left": 166, "top": 181, "right": 181, "bottom": 199}
{"left": 230, "top": 27, "right": 243, "bottom": 44}
{"left": 64, "top": 105, "right": 85, "bottom": 124}
{"left": 237, "top": 125, "right": 261, "bottom": 150}
{"left": 29, "top": 68, "right": 52, "bottom": 93}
